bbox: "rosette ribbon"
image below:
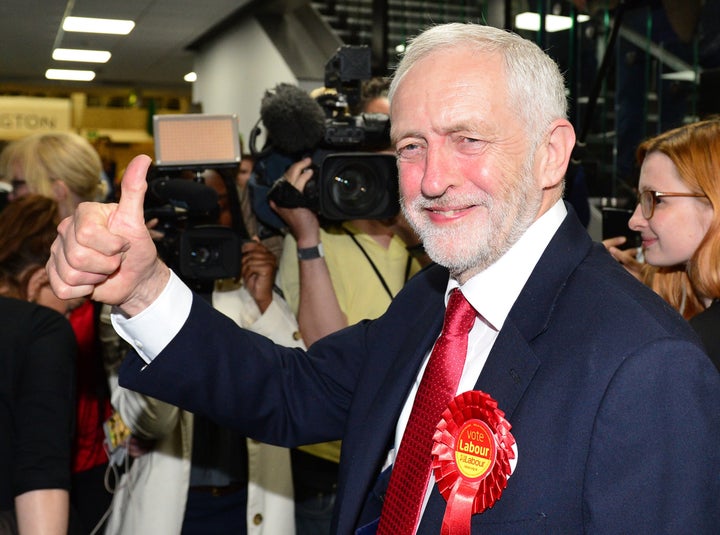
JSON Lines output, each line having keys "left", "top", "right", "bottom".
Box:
{"left": 431, "top": 390, "right": 515, "bottom": 535}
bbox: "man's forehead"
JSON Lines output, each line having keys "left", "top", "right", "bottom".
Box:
{"left": 390, "top": 54, "right": 507, "bottom": 125}
{"left": 393, "top": 48, "right": 502, "bottom": 94}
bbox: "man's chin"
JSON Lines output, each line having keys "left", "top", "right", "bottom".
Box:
{"left": 423, "top": 239, "right": 481, "bottom": 270}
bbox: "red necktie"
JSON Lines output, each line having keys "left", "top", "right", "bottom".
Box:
{"left": 378, "top": 289, "right": 477, "bottom": 534}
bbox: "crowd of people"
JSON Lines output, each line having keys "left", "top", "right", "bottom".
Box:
{"left": 1, "top": 19, "right": 720, "bottom": 535}
{"left": 1, "top": 132, "right": 115, "bottom": 535}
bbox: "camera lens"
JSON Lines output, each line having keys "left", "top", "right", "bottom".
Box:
{"left": 189, "top": 246, "right": 217, "bottom": 266}
{"left": 317, "top": 152, "right": 399, "bottom": 221}
{"left": 328, "top": 162, "right": 385, "bottom": 216}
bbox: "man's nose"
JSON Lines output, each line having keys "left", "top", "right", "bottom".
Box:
{"left": 420, "top": 145, "right": 461, "bottom": 198}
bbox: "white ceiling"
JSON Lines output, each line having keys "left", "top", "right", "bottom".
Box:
{"left": 0, "top": 0, "right": 255, "bottom": 90}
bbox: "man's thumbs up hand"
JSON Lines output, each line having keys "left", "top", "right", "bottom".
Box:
{"left": 108, "top": 154, "right": 151, "bottom": 236}
{"left": 48, "top": 155, "right": 169, "bottom": 315}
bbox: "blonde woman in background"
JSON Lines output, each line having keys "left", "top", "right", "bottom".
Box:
{"left": 0, "top": 132, "right": 107, "bottom": 218}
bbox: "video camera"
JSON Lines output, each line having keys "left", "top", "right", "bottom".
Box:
{"left": 248, "top": 45, "right": 398, "bottom": 232}
{"left": 145, "top": 114, "right": 247, "bottom": 293}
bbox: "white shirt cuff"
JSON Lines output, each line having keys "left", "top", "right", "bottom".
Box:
{"left": 111, "top": 270, "right": 193, "bottom": 364}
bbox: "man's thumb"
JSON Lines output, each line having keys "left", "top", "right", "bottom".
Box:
{"left": 116, "top": 155, "right": 151, "bottom": 222}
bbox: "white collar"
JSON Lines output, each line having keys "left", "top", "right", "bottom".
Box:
{"left": 446, "top": 200, "right": 567, "bottom": 330}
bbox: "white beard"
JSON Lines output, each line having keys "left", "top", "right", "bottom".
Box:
{"left": 401, "top": 164, "right": 542, "bottom": 281}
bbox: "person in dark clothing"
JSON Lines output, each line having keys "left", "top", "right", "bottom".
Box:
{"left": 0, "top": 195, "right": 78, "bottom": 534}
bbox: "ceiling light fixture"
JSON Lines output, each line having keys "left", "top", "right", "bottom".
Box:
{"left": 52, "top": 48, "right": 112, "bottom": 63}
{"left": 45, "top": 69, "right": 96, "bottom": 81}
{"left": 62, "top": 16, "right": 135, "bottom": 35}
{"left": 515, "top": 12, "right": 590, "bottom": 33}
{"left": 184, "top": 72, "right": 197, "bottom": 83}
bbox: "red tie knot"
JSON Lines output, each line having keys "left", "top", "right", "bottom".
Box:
{"left": 444, "top": 289, "right": 477, "bottom": 336}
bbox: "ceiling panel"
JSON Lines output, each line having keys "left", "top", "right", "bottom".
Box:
{"left": 0, "top": 0, "right": 253, "bottom": 90}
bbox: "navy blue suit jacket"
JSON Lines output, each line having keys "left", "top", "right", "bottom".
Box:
{"left": 121, "top": 208, "right": 720, "bottom": 534}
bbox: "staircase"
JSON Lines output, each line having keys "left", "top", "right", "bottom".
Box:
{"left": 310, "top": 0, "right": 487, "bottom": 72}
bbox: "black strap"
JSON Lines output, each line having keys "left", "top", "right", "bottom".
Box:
{"left": 343, "top": 227, "right": 411, "bottom": 301}
{"left": 404, "top": 253, "right": 413, "bottom": 284}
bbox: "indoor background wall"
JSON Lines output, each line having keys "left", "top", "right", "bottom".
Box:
{"left": 191, "top": 17, "right": 301, "bottom": 150}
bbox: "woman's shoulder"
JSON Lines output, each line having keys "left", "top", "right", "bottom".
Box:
{"left": 0, "top": 296, "right": 73, "bottom": 338}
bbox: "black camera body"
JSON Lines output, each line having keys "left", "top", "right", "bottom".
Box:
{"left": 323, "top": 112, "right": 391, "bottom": 150}
{"left": 267, "top": 150, "right": 398, "bottom": 222}
{"left": 248, "top": 46, "right": 398, "bottom": 232}
{"left": 147, "top": 114, "right": 247, "bottom": 292}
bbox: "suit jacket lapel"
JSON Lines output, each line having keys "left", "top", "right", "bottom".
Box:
{"left": 474, "top": 207, "right": 592, "bottom": 420}
{"left": 474, "top": 321, "right": 540, "bottom": 420}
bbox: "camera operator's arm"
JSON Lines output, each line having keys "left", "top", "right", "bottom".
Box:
{"left": 241, "top": 239, "right": 277, "bottom": 313}
{"left": 271, "top": 158, "right": 347, "bottom": 345}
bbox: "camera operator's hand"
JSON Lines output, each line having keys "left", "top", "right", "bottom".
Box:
{"left": 269, "top": 157, "right": 321, "bottom": 248}
{"left": 241, "top": 239, "right": 277, "bottom": 313}
{"left": 47, "top": 155, "right": 170, "bottom": 316}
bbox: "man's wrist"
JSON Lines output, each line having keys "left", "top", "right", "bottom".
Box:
{"left": 297, "top": 243, "right": 324, "bottom": 260}
{"left": 119, "top": 260, "right": 171, "bottom": 317}
{"left": 111, "top": 269, "right": 192, "bottom": 364}
{"left": 252, "top": 288, "right": 274, "bottom": 313}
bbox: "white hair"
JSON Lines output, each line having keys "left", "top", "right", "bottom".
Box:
{"left": 389, "top": 23, "right": 568, "bottom": 149}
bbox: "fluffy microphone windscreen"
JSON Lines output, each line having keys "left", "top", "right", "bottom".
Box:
{"left": 260, "top": 83, "right": 326, "bottom": 155}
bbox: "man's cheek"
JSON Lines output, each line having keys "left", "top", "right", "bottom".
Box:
{"left": 398, "top": 169, "right": 422, "bottom": 200}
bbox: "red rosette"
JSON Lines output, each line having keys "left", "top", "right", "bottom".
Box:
{"left": 431, "top": 390, "right": 515, "bottom": 535}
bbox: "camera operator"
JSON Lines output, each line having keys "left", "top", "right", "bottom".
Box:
{"left": 275, "top": 156, "right": 428, "bottom": 342}
{"left": 272, "top": 86, "right": 428, "bottom": 534}
{"left": 234, "top": 155, "right": 285, "bottom": 263}
{"left": 350, "top": 76, "right": 394, "bottom": 116}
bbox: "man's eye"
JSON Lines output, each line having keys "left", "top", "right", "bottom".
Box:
{"left": 397, "top": 143, "right": 422, "bottom": 157}
{"left": 459, "top": 136, "right": 486, "bottom": 147}
{"left": 454, "top": 135, "right": 488, "bottom": 153}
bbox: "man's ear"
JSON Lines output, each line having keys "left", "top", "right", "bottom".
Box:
{"left": 538, "top": 118, "right": 576, "bottom": 190}
{"left": 26, "top": 267, "right": 48, "bottom": 303}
